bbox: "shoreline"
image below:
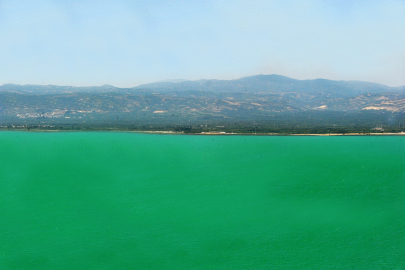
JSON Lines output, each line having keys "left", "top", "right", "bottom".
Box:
{"left": 1, "top": 129, "right": 404, "bottom": 136}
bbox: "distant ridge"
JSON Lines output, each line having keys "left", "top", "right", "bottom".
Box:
{"left": 0, "top": 84, "right": 122, "bottom": 94}
{"left": 1, "top": 75, "right": 403, "bottom": 96}
{"left": 134, "top": 74, "right": 400, "bottom": 97}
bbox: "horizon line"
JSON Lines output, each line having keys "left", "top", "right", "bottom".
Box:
{"left": 0, "top": 74, "right": 404, "bottom": 89}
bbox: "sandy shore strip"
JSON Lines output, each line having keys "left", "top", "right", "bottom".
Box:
{"left": 1, "top": 129, "right": 405, "bottom": 136}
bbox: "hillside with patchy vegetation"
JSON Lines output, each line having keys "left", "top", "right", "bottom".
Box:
{"left": 1, "top": 75, "right": 404, "bottom": 133}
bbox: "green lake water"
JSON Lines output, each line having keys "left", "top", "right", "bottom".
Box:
{"left": 0, "top": 132, "right": 404, "bottom": 269}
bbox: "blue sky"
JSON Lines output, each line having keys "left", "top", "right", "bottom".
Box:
{"left": 0, "top": 0, "right": 404, "bottom": 87}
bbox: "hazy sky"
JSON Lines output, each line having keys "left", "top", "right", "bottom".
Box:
{"left": 1, "top": 0, "right": 404, "bottom": 87}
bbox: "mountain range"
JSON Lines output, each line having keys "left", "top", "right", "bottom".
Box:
{"left": 1, "top": 75, "right": 404, "bottom": 96}
{"left": 1, "top": 75, "right": 405, "bottom": 133}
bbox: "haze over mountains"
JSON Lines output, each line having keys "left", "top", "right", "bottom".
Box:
{"left": 1, "top": 75, "right": 405, "bottom": 133}
{"left": 1, "top": 75, "right": 404, "bottom": 96}
{"left": 136, "top": 75, "right": 404, "bottom": 97}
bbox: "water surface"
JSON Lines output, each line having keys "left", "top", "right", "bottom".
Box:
{"left": 1, "top": 132, "right": 404, "bottom": 269}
